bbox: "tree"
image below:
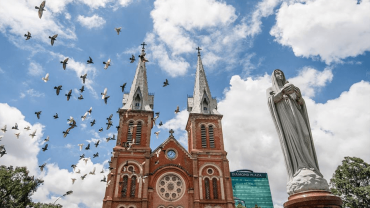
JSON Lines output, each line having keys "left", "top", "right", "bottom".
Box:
{"left": 0, "top": 165, "right": 61, "bottom": 208}
{"left": 330, "top": 156, "right": 370, "bottom": 208}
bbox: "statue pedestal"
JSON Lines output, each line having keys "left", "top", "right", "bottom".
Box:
{"left": 284, "top": 191, "right": 342, "bottom": 208}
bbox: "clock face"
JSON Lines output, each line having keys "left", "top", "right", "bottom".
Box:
{"left": 167, "top": 150, "right": 176, "bottom": 159}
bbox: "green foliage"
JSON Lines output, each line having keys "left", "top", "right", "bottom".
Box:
{"left": 0, "top": 165, "right": 61, "bottom": 208}
{"left": 330, "top": 156, "right": 370, "bottom": 208}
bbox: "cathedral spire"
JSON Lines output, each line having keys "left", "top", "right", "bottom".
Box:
{"left": 187, "top": 47, "right": 219, "bottom": 114}
{"left": 122, "top": 42, "right": 154, "bottom": 111}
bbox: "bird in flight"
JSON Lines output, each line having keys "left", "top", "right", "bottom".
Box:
{"left": 54, "top": 85, "right": 62, "bottom": 95}
{"left": 35, "top": 111, "right": 42, "bottom": 119}
{"left": 85, "top": 144, "right": 90, "bottom": 150}
{"left": 24, "top": 126, "right": 31, "bottom": 131}
{"left": 24, "top": 31, "right": 32, "bottom": 40}
{"left": 129, "top": 55, "right": 135, "bottom": 63}
{"left": 79, "top": 85, "right": 85, "bottom": 93}
{"left": 75, "top": 169, "right": 80, "bottom": 174}
{"left": 71, "top": 178, "right": 76, "bottom": 185}
{"left": 42, "top": 73, "right": 49, "bottom": 82}
{"left": 44, "top": 136, "right": 49, "bottom": 142}
{"left": 98, "top": 127, "right": 103, "bottom": 132}
{"left": 87, "top": 56, "right": 93, "bottom": 64}
{"left": 35, "top": 1, "right": 46, "bottom": 19}
{"left": 115, "top": 27, "right": 121, "bottom": 35}
{"left": 159, "top": 121, "right": 163, "bottom": 126}
{"left": 175, "top": 106, "right": 180, "bottom": 114}
{"left": 78, "top": 144, "right": 83, "bottom": 151}
{"left": 90, "top": 119, "right": 96, "bottom": 126}
{"left": 89, "top": 167, "right": 96, "bottom": 175}
{"left": 101, "top": 176, "right": 106, "bottom": 182}
{"left": 81, "top": 112, "right": 88, "bottom": 121}
{"left": 42, "top": 144, "right": 48, "bottom": 151}
{"left": 155, "top": 148, "right": 161, "bottom": 157}
{"left": 103, "top": 59, "right": 111, "bottom": 69}
{"left": 68, "top": 120, "right": 77, "bottom": 129}
{"left": 63, "top": 128, "right": 70, "bottom": 138}
{"left": 94, "top": 140, "right": 100, "bottom": 147}
{"left": 49, "top": 34, "right": 58, "bottom": 46}
{"left": 15, "top": 133, "right": 20, "bottom": 139}
{"left": 83, "top": 158, "right": 89, "bottom": 164}
{"left": 12, "top": 123, "right": 18, "bottom": 130}
{"left": 163, "top": 79, "right": 169, "bottom": 87}
{"left": 154, "top": 131, "right": 160, "bottom": 139}
{"left": 93, "top": 152, "right": 99, "bottom": 158}
{"left": 80, "top": 73, "right": 87, "bottom": 84}
{"left": 104, "top": 96, "right": 110, "bottom": 104}
{"left": 71, "top": 164, "right": 77, "bottom": 171}
{"left": 81, "top": 174, "right": 87, "bottom": 180}
{"left": 29, "top": 130, "right": 37, "bottom": 138}
{"left": 61, "top": 58, "right": 68, "bottom": 70}
{"left": 78, "top": 94, "right": 84, "bottom": 100}
{"left": 39, "top": 163, "right": 46, "bottom": 171}
{"left": 79, "top": 154, "right": 85, "bottom": 160}
{"left": 1, "top": 125, "right": 7, "bottom": 133}
{"left": 120, "top": 83, "right": 127, "bottom": 92}
{"left": 65, "top": 89, "right": 72, "bottom": 101}
{"left": 101, "top": 88, "right": 108, "bottom": 99}
{"left": 53, "top": 113, "right": 59, "bottom": 119}
{"left": 106, "top": 120, "right": 113, "bottom": 130}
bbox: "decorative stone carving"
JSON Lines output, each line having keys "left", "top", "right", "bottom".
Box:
{"left": 156, "top": 173, "right": 185, "bottom": 202}
{"left": 266, "top": 69, "right": 329, "bottom": 195}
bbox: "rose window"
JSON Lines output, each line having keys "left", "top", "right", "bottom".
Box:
{"left": 156, "top": 173, "right": 185, "bottom": 201}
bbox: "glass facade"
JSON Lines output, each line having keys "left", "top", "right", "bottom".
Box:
{"left": 231, "top": 169, "right": 273, "bottom": 208}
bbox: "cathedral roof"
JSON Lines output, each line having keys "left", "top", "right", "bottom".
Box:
{"left": 187, "top": 49, "right": 220, "bottom": 115}
{"left": 150, "top": 130, "right": 192, "bottom": 159}
{"left": 122, "top": 44, "right": 154, "bottom": 111}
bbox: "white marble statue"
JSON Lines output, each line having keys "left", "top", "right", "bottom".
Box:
{"left": 267, "top": 69, "right": 329, "bottom": 195}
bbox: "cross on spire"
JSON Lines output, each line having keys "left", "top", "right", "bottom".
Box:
{"left": 141, "top": 42, "right": 147, "bottom": 50}
{"left": 169, "top": 129, "right": 174, "bottom": 137}
{"left": 196, "top": 46, "right": 202, "bottom": 56}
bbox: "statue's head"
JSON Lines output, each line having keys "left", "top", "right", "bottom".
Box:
{"left": 272, "top": 69, "right": 286, "bottom": 89}
{"left": 274, "top": 69, "right": 285, "bottom": 81}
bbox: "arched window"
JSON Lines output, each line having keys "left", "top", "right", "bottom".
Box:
{"left": 212, "top": 178, "right": 218, "bottom": 199}
{"left": 130, "top": 176, "right": 136, "bottom": 198}
{"left": 202, "top": 98, "right": 209, "bottom": 113}
{"left": 121, "top": 175, "right": 128, "bottom": 197}
{"left": 201, "top": 125, "right": 207, "bottom": 148}
{"left": 127, "top": 121, "right": 134, "bottom": 142}
{"left": 209, "top": 125, "right": 215, "bottom": 148}
{"left": 135, "top": 121, "right": 142, "bottom": 144}
{"left": 204, "top": 178, "right": 210, "bottom": 199}
{"left": 134, "top": 94, "right": 141, "bottom": 110}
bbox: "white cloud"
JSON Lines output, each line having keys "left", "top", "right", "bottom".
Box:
{"left": 218, "top": 70, "right": 370, "bottom": 207}
{"left": 160, "top": 110, "right": 189, "bottom": 146}
{"left": 77, "top": 15, "right": 106, "bottom": 29}
{"left": 270, "top": 0, "right": 370, "bottom": 64}
{"left": 65, "top": 13, "right": 71, "bottom": 20}
{"left": 26, "top": 89, "right": 45, "bottom": 97}
{"left": 28, "top": 62, "right": 44, "bottom": 76}
{"left": 289, "top": 66, "right": 333, "bottom": 98}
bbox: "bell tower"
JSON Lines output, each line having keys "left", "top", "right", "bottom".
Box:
{"left": 102, "top": 43, "right": 154, "bottom": 208}
{"left": 186, "top": 47, "right": 235, "bottom": 208}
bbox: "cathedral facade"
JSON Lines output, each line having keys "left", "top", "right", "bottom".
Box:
{"left": 102, "top": 46, "right": 235, "bottom": 208}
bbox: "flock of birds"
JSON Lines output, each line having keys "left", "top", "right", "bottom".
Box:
{"left": 0, "top": 0, "right": 185, "bottom": 200}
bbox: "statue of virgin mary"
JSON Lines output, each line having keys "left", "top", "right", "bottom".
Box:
{"left": 267, "top": 69, "right": 329, "bottom": 195}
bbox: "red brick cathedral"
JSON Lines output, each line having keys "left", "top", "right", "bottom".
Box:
{"left": 102, "top": 45, "right": 235, "bottom": 208}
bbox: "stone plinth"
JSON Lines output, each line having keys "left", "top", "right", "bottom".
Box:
{"left": 284, "top": 191, "right": 342, "bottom": 208}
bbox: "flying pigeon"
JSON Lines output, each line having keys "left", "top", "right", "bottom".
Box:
{"left": 83, "top": 158, "right": 89, "bottom": 164}
{"left": 61, "top": 58, "right": 68, "bottom": 70}
{"left": 67, "top": 116, "right": 75, "bottom": 124}
{"left": 75, "top": 169, "right": 80, "bottom": 174}
{"left": 71, "top": 178, "right": 76, "bottom": 184}
{"left": 24, "top": 126, "right": 31, "bottom": 131}
{"left": 159, "top": 121, "right": 163, "bottom": 126}
{"left": 42, "top": 73, "right": 49, "bottom": 82}
{"left": 39, "top": 163, "right": 46, "bottom": 171}
{"left": 81, "top": 112, "right": 88, "bottom": 121}
{"left": 120, "top": 83, "right": 127, "bottom": 92}
{"left": 103, "top": 59, "right": 111, "bottom": 70}
{"left": 0, "top": 136, "right": 3, "bottom": 140}
{"left": 101, "top": 176, "right": 106, "bottom": 182}
{"left": 106, "top": 180, "right": 111, "bottom": 187}
{"left": 116, "top": 125, "right": 120, "bottom": 130}
{"left": 42, "top": 143, "right": 48, "bottom": 151}
{"left": 15, "top": 133, "right": 20, "bottom": 139}
{"left": 154, "top": 131, "right": 160, "bottom": 139}
{"left": 54, "top": 85, "right": 62, "bottom": 95}
{"left": 79, "top": 154, "right": 85, "bottom": 160}
{"left": 175, "top": 106, "right": 180, "bottom": 114}
{"left": 87, "top": 107, "right": 92, "bottom": 115}
{"left": 100, "top": 169, "right": 104, "bottom": 174}
{"left": 87, "top": 56, "right": 93, "bottom": 64}
{"left": 78, "top": 144, "right": 83, "bottom": 151}
{"left": 98, "top": 127, "right": 103, "bottom": 132}
{"left": 85, "top": 143, "right": 90, "bottom": 150}
{"left": 68, "top": 120, "right": 77, "bottom": 129}
{"left": 1, "top": 125, "right": 7, "bottom": 133}
{"left": 78, "top": 94, "right": 83, "bottom": 100}
{"left": 129, "top": 55, "right": 135, "bottom": 63}
{"left": 53, "top": 113, "right": 59, "bottom": 119}
{"left": 29, "top": 130, "right": 37, "bottom": 139}
{"left": 107, "top": 114, "right": 113, "bottom": 121}
{"left": 63, "top": 128, "right": 70, "bottom": 138}
{"left": 115, "top": 27, "right": 121, "bottom": 35}
{"left": 71, "top": 164, "right": 77, "bottom": 171}
{"left": 163, "top": 79, "right": 169, "bottom": 87}
{"left": 35, "top": 1, "right": 46, "bottom": 19}
{"left": 49, "top": 34, "right": 58, "bottom": 46}
{"left": 101, "top": 88, "right": 107, "bottom": 99}
{"left": 80, "top": 73, "right": 87, "bottom": 84}
{"left": 81, "top": 174, "right": 87, "bottom": 180}
{"left": 89, "top": 167, "right": 96, "bottom": 175}
{"left": 106, "top": 120, "right": 113, "bottom": 130}
{"left": 24, "top": 31, "right": 32, "bottom": 40}
{"left": 93, "top": 152, "right": 99, "bottom": 158}
{"left": 90, "top": 119, "right": 96, "bottom": 126}
{"left": 35, "top": 111, "right": 42, "bottom": 119}
{"left": 104, "top": 96, "right": 110, "bottom": 104}
{"left": 0, "top": 148, "right": 6, "bottom": 157}
{"left": 65, "top": 89, "right": 72, "bottom": 101}
{"left": 79, "top": 85, "right": 85, "bottom": 93}
{"left": 12, "top": 123, "right": 18, "bottom": 130}
{"left": 44, "top": 136, "right": 49, "bottom": 142}
{"left": 94, "top": 140, "right": 100, "bottom": 147}
{"left": 155, "top": 149, "right": 161, "bottom": 157}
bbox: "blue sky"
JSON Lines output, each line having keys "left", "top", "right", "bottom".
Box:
{"left": 0, "top": 0, "right": 369, "bottom": 207}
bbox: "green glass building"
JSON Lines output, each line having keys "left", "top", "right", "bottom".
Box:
{"left": 231, "top": 169, "right": 273, "bottom": 208}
